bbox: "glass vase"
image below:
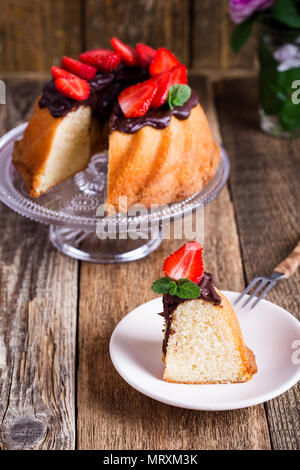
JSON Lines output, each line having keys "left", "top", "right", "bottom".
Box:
{"left": 258, "top": 22, "right": 300, "bottom": 138}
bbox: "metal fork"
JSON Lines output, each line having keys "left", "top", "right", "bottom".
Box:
{"left": 235, "top": 240, "right": 300, "bottom": 310}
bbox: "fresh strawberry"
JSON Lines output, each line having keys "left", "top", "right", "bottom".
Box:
{"left": 62, "top": 56, "right": 97, "bottom": 80}
{"left": 111, "top": 37, "right": 139, "bottom": 67}
{"left": 170, "top": 64, "right": 188, "bottom": 85}
{"left": 55, "top": 76, "right": 90, "bottom": 101}
{"left": 79, "top": 49, "right": 121, "bottom": 72}
{"left": 151, "top": 71, "right": 172, "bottom": 109}
{"left": 118, "top": 79, "right": 157, "bottom": 118}
{"left": 149, "top": 47, "right": 181, "bottom": 76}
{"left": 163, "top": 241, "right": 204, "bottom": 284}
{"left": 51, "top": 66, "right": 75, "bottom": 80}
{"left": 136, "top": 43, "right": 156, "bottom": 68}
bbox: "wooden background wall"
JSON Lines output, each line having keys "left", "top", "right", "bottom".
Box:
{"left": 0, "top": 0, "right": 258, "bottom": 76}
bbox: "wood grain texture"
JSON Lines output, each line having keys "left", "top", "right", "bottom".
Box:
{"left": 0, "top": 0, "right": 259, "bottom": 73}
{"left": 76, "top": 76, "right": 271, "bottom": 450}
{"left": 0, "top": 0, "right": 82, "bottom": 72}
{"left": 215, "top": 78, "right": 300, "bottom": 450}
{"left": 192, "top": 0, "right": 257, "bottom": 71}
{"left": 85, "top": 0, "right": 190, "bottom": 65}
{"left": 0, "top": 81, "right": 78, "bottom": 449}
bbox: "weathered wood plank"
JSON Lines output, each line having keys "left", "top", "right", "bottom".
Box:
{"left": 0, "top": 0, "right": 82, "bottom": 72}
{"left": 215, "top": 78, "right": 300, "bottom": 450}
{"left": 0, "top": 81, "right": 78, "bottom": 449}
{"left": 85, "top": 0, "right": 190, "bottom": 65}
{"left": 0, "top": 0, "right": 260, "bottom": 73}
{"left": 76, "top": 76, "right": 271, "bottom": 450}
{"left": 192, "top": 0, "right": 257, "bottom": 71}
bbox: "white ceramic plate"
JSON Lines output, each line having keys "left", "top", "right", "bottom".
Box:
{"left": 109, "top": 291, "right": 300, "bottom": 410}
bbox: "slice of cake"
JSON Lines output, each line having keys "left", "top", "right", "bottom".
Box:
{"left": 12, "top": 39, "right": 221, "bottom": 210}
{"left": 152, "top": 242, "right": 257, "bottom": 384}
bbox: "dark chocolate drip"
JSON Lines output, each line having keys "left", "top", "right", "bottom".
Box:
{"left": 159, "top": 272, "right": 222, "bottom": 355}
{"left": 110, "top": 89, "right": 199, "bottom": 133}
{"left": 39, "top": 65, "right": 148, "bottom": 120}
{"left": 38, "top": 65, "right": 199, "bottom": 133}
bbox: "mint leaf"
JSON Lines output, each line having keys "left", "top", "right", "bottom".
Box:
{"left": 230, "top": 16, "right": 255, "bottom": 53}
{"left": 169, "top": 280, "right": 178, "bottom": 295}
{"left": 273, "top": 0, "right": 300, "bottom": 28}
{"left": 167, "top": 84, "right": 191, "bottom": 110}
{"left": 152, "top": 277, "right": 177, "bottom": 295}
{"left": 152, "top": 276, "right": 201, "bottom": 299}
{"left": 176, "top": 278, "right": 201, "bottom": 299}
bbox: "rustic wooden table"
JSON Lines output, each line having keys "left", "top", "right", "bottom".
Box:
{"left": 0, "top": 75, "right": 299, "bottom": 450}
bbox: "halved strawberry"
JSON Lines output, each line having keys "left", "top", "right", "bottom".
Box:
{"left": 136, "top": 43, "right": 156, "bottom": 68}
{"left": 151, "top": 71, "right": 172, "bottom": 109}
{"left": 55, "top": 76, "right": 90, "bottom": 101}
{"left": 62, "top": 56, "right": 97, "bottom": 80}
{"left": 163, "top": 241, "right": 204, "bottom": 284}
{"left": 79, "top": 49, "right": 121, "bottom": 72}
{"left": 170, "top": 64, "right": 188, "bottom": 85}
{"left": 118, "top": 79, "right": 157, "bottom": 118}
{"left": 149, "top": 47, "right": 181, "bottom": 76}
{"left": 51, "top": 66, "right": 75, "bottom": 80}
{"left": 111, "top": 37, "right": 139, "bottom": 67}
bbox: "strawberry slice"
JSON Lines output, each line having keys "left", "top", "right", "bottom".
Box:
{"left": 79, "top": 49, "right": 121, "bottom": 72}
{"left": 118, "top": 79, "right": 157, "bottom": 118}
{"left": 151, "top": 71, "right": 172, "bottom": 109}
{"left": 55, "top": 76, "right": 90, "bottom": 101}
{"left": 170, "top": 64, "right": 188, "bottom": 85}
{"left": 51, "top": 66, "right": 75, "bottom": 80}
{"left": 62, "top": 56, "right": 97, "bottom": 80}
{"left": 136, "top": 43, "right": 156, "bottom": 68}
{"left": 111, "top": 37, "right": 139, "bottom": 67}
{"left": 149, "top": 47, "right": 181, "bottom": 76}
{"left": 163, "top": 241, "right": 204, "bottom": 284}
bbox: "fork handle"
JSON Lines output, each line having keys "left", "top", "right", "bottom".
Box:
{"left": 274, "top": 240, "right": 300, "bottom": 278}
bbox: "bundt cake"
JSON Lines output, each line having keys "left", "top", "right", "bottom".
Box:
{"left": 152, "top": 242, "right": 257, "bottom": 384}
{"left": 13, "top": 39, "right": 221, "bottom": 212}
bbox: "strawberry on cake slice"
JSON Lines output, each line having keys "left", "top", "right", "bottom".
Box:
{"left": 152, "top": 242, "right": 257, "bottom": 384}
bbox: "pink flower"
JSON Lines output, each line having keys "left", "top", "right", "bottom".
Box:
{"left": 229, "top": 0, "right": 276, "bottom": 24}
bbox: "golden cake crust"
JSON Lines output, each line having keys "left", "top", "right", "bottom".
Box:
{"left": 107, "top": 104, "right": 221, "bottom": 210}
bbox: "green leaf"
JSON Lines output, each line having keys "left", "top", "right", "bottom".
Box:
{"left": 151, "top": 277, "right": 176, "bottom": 295}
{"left": 167, "top": 84, "right": 191, "bottom": 110}
{"left": 273, "top": 0, "right": 300, "bottom": 28}
{"left": 277, "top": 67, "right": 300, "bottom": 92}
{"left": 258, "top": 34, "right": 300, "bottom": 116}
{"left": 176, "top": 278, "right": 201, "bottom": 300}
{"left": 169, "top": 280, "right": 178, "bottom": 295}
{"left": 279, "top": 99, "right": 300, "bottom": 131}
{"left": 230, "top": 17, "right": 255, "bottom": 53}
{"left": 151, "top": 276, "right": 201, "bottom": 299}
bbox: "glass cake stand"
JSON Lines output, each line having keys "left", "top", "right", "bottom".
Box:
{"left": 0, "top": 123, "right": 230, "bottom": 263}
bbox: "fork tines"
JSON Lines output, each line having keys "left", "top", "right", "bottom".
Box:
{"left": 234, "top": 272, "right": 285, "bottom": 310}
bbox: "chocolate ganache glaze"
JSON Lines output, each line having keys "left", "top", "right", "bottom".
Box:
{"left": 159, "top": 272, "right": 222, "bottom": 355}
{"left": 39, "top": 65, "right": 199, "bottom": 133}
{"left": 110, "top": 89, "right": 199, "bottom": 133}
{"left": 39, "top": 65, "right": 148, "bottom": 121}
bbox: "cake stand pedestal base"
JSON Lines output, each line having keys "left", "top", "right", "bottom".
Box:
{"left": 49, "top": 225, "right": 162, "bottom": 263}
